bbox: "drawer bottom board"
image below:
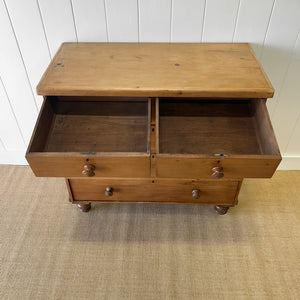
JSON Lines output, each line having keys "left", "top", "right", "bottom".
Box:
{"left": 67, "top": 179, "right": 241, "bottom": 206}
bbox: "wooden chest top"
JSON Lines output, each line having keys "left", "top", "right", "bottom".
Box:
{"left": 37, "top": 43, "right": 274, "bottom": 98}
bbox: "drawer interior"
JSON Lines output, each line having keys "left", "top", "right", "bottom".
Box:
{"left": 29, "top": 97, "right": 150, "bottom": 153}
{"left": 158, "top": 99, "right": 280, "bottom": 156}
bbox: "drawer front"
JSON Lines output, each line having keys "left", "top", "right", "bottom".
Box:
{"left": 69, "top": 179, "right": 240, "bottom": 205}
{"left": 156, "top": 156, "right": 281, "bottom": 179}
{"left": 26, "top": 155, "right": 150, "bottom": 178}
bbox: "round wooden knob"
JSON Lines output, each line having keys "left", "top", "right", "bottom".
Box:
{"left": 105, "top": 187, "right": 114, "bottom": 197}
{"left": 82, "top": 164, "right": 95, "bottom": 177}
{"left": 192, "top": 189, "right": 200, "bottom": 199}
{"left": 212, "top": 172, "right": 224, "bottom": 179}
{"left": 212, "top": 166, "right": 224, "bottom": 179}
{"left": 212, "top": 166, "right": 223, "bottom": 172}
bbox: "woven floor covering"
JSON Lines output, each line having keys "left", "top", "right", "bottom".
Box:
{"left": 0, "top": 166, "right": 299, "bottom": 299}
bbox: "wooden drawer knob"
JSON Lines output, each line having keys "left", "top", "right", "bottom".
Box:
{"left": 192, "top": 189, "right": 201, "bottom": 199}
{"left": 105, "top": 187, "right": 114, "bottom": 197}
{"left": 212, "top": 166, "right": 224, "bottom": 179}
{"left": 82, "top": 164, "right": 95, "bottom": 177}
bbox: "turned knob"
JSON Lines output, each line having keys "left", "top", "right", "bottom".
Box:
{"left": 105, "top": 187, "right": 114, "bottom": 197}
{"left": 212, "top": 166, "right": 224, "bottom": 179}
{"left": 192, "top": 189, "right": 201, "bottom": 199}
{"left": 82, "top": 164, "right": 95, "bottom": 177}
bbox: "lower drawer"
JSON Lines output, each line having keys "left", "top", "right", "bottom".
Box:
{"left": 68, "top": 179, "right": 240, "bottom": 205}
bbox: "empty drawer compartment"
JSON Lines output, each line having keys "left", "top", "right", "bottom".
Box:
{"left": 156, "top": 99, "right": 281, "bottom": 179}
{"left": 26, "top": 97, "right": 151, "bottom": 177}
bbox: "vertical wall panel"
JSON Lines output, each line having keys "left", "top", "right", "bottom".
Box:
{"left": 71, "top": 0, "right": 107, "bottom": 42}
{"left": 271, "top": 33, "right": 300, "bottom": 153}
{"left": 233, "top": 0, "right": 274, "bottom": 57}
{"left": 171, "top": 0, "right": 205, "bottom": 42}
{"left": 202, "top": 0, "right": 240, "bottom": 42}
{"left": 0, "top": 0, "right": 38, "bottom": 144}
{"left": 260, "top": 0, "right": 300, "bottom": 117}
{"left": 38, "top": 0, "right": 77, "bottom": 57}
{"left": 139, "top": 0, "right": 172, "bottom": 42}
{"left": 0, "top": 78, "right": 25, "bottom": 150}
{"left": 106, "top": 0, "right": 138, "bottom": 42}
{"left": 5, "top": 0, "right": 51, "bottom": 109}
{"left": 0, "top": 139, "right": 4, "bottom": 151}
{"left": 285, "top": 114, "right": 300, "bottom": 156}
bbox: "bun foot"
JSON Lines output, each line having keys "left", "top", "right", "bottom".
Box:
{"left": 214, "top": 205, "right": 229, "bottom": 215}
{"left": 77, "top": 203, "right": 91, "bottom": 212}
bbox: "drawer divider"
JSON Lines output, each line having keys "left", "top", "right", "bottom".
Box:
{"left": 150, "top": 98, "right": 159, "bottom": 178}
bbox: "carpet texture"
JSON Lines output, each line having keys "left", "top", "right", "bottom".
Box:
{"left": 0, "top": 166, "right": 299, "bottom": 299}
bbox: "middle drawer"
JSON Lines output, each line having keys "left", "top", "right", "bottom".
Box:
{"left": 68, "top": 179, "right": 240, "bottom": 205}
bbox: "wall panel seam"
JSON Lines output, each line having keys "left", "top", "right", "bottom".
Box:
{"left": 200, "top": 0, "right": 207, "bottom": 42}
{"left": 232, "top": 0, "right": 241, "bottom": 42}
{"left": 284, "top": 111, "right": 300, "bottom": 155}
{"left": 169, "top": 0, "right": 173, "bottom": 42}
{"left": 0, "top": 137, "right": 5, "bottom": 151}
{"left": 70, "top": 0, "right": 78, "bottom": 42}
{"left": 103, "top": 0, "right": 109, "bottom": 42}
{"left": 36, "top": 0, "right": 52, "bottom": 59}
{"left": 259, "top": 0, "right": 276, "bottom": 60}
{"left": 2, "top": 0, "right": 39, "bottom": 113}
{"left": 137, "top": 0, "right": 140, "bottom": 42}
{"left": 0, "top": 77, "right": 26, "bottom": 147}
{"left": 281, "top": 31, "right": 300, "bottom": 153}
{"left": 270, "top": 31, "right": 300, "bottom": 120}
{"left": 270, "top": 55, "right": 293, "bottom": 118}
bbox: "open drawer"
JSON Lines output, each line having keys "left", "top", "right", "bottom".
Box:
{"left": 26, "top": 97, "right": 151, "bottom": 177}
{"left": 156, "top": 99, "right": 281, "bottom": 179}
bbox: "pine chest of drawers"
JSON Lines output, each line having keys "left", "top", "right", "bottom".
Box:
{"left": 26, "top": 43, "right": 281, "bottom": 214}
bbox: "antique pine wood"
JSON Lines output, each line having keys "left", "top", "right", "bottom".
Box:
{"left": 155, "top": 98, "right": 281, "bottom": 179}
{"left": 68, "top": 178, "right": 240, "bottom": 205}
{"left": 37, "top": 43, "right": 274, "bottom": 98}
{"left": 26, "top": 43, "right": 282, "bottom": 214}
{"left": 252, "top": 99, "right": 281, "bottom": 154}
{"left": 158, "top": 99, "right": 280, "bottom": 156}
{"left": 155, "top": 156, "right": 281, "bottom": 179}
{"left": 26, "top": 97, "right": 151, "bottom": 178}
{"left": 26, "top": 155, "right": 151, "bottom": 178}
{"left": 159, "top": 100, "right": 262, "bottom": 155}
{"left": 30, "top": 97, "right": 149, "bottom": 153}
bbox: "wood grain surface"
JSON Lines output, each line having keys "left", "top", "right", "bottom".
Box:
{"left": 26, "top": 155, "right": 150, "bottom": 178}
{"left": 26, "top": 97, "right": 151, "bottom": 177}
{"left": 156, "top": 156, "right": 281, "bottom": 179}
{"left": 68, "top": 178, "right": 240, "bottom": 205}
{"left": 159, "top": 99, "right": 261, "bottom": 155}
{"left": 37, "top": 43, "right": 274, "bottom": 98}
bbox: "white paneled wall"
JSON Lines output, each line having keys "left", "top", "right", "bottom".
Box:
{"left": 139, "top": 0, "right": 172, "bottom": 42}
{"left": 106, "top": 0, "right": 138, "bottom": 42}
{"left": 171, "top": 0, "right": 205, "bottom": 42}
{"left": 0, "top": 0, "right": 299, "bottom": 168}
{"left": 72, "top": 0, "right": 107, "bottom": 42}
{"left": 202, "top": 0, "right": 240, "bottom": 42}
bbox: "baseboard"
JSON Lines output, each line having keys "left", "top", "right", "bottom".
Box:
{"left": 0, "top": 151, "right": 300, "bottom": 170}
{"left": 0, "top": 150, "right": 28, "bottom": 165}
{"left": 277, "top": 156, "right": 300, "bottom": 170}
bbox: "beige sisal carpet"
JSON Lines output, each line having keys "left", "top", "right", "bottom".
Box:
{"left": 0, "top": 166, "right": 299, "bottom": 299}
